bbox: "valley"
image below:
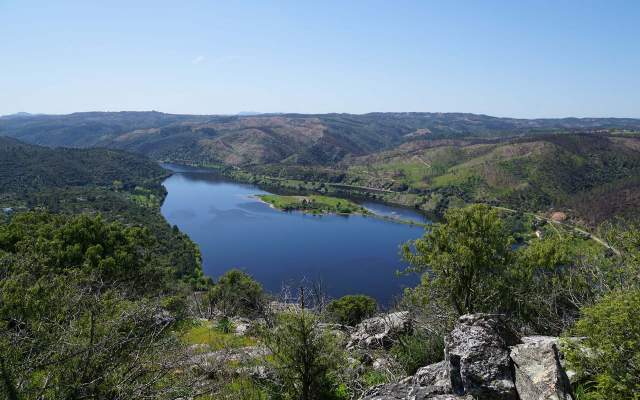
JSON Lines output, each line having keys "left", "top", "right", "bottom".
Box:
{"left": 159, "top": 166, "right": 422, "bottom": 303}
{"left": 2, "top": 113, "right": 639, "bottom": 399}
{"left": 3, "top": 112, "right": 640, "bottom": 227}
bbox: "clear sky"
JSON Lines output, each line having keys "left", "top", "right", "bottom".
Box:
{"left": 1, "top": 0, "right": 639, "bottom": 118}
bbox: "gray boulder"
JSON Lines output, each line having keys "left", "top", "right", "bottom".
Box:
{"left": 361, "top": 314, "right": 579, "bottom": 400}
{"left": 361, "top": 382, "right": 472, "bottom": 400}
{"left": 445, "top": 314, "right": 520, "bottom": 400}
{"left": 401, "top": 361, "right": 450, "bottom": 393}
{"left": 510, "top": 336, "right": 574, "bottom": 400}
{"left": 230, "top": 316, "right": 252, "bottom": 336}
{"left": 348, "top": 311, "right": 413, "bottom": 349}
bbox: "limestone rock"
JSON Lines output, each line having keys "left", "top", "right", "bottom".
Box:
{"left": 445, "top": 314, "right": 519, "bottom": 400}
{"left": 348, "top": 311, "right": 413, "bottom": 349}
{"left": 510, "top": 336, "right": 573, "bottom": 400}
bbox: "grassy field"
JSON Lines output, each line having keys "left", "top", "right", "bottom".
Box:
{"left": 181, "top": 320, "right": 256, "bottom": 351}
{"left": 258, "top": 194, "right": 370, "bottom": 215}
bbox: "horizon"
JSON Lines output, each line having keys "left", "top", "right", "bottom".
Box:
{"left": 2, "top": 1, "right": 639, "bottom": 118}
{"left": 3, "top": 109, "right": 640, "bottom": 120}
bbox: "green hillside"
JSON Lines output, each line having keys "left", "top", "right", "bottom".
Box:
{"left": 339, "top": 133, "right": 640, "bottom": 225}
{"left": 3, "top": 112, "right": 640, "bottom": 225}
{"left": 0, "top": 137, "right": 204, "bottom": 285}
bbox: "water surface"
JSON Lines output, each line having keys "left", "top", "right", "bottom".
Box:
{"left": 160, "top": 165, "right": 426, "bottom": 304}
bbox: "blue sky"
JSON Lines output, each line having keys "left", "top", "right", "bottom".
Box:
{"left": 1, "top": 0, "right": 639, "bottom": 117}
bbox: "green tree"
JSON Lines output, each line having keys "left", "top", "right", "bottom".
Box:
{"left": 507, "top": 233, "right": 586, "bottom": 334}
{"left": 263, "top": 307, "right": 347, "bottom": 400}
{"left": 563, "top": 289, "right": 640, "bottom": 400}
{"left": 207, "top": 269, "right": 264, "bottom": 317}
{"left": 325, "top": 295, "right": 377, "bottom": 326}
{"left": 402, "top": 204, "right": 512, "bottom": 315}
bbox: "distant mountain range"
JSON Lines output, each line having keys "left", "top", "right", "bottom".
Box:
{"left": 1, "top": 111, "right": 639, "bottom": 166}
{"left": 2, "top": 111, "right": 640, "bottom": 225}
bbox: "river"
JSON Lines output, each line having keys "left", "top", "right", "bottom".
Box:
{"left": 160, "top": 164, "right": 427, "bottom": 304}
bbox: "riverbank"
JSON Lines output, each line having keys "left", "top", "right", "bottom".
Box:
{"left": 257, "top": 194, "right": 371, "bottom": 216}
{"left": 160, "top": 161, "right": 438, "bottom": 223}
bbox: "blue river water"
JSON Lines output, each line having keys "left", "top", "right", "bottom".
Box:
{"left": 160, "top": 164, "right": 427, "bottom": 304}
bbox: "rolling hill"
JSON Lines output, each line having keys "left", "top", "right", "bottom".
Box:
{"left": 3, "top": 111, "right": 640, "bottom": 225}
{"left": 338, "top": 134, "right": 640, "bottom": 225}
{"left": 2, "top": 111, "right": 640, "bottom": 167}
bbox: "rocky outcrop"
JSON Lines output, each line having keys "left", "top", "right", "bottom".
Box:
{"left": 348, "top": 311, "right": 413, "bottom": 349}
{"left": 401, "top": 361, "right": 450, "bottom": 393}
{"left": 363, "top": 383, "right": 472, "bottom": 400}
{"left": 359, "top": 314, "right": 579, "bottom": 400}
{"left": 510, "top": 336, "right": 573, "bottom": 400}
{"left": 445, "top": 314, "right": 520, "bottom": 400}
{"left": 229, "top": 316, "right": 252, "bottom": 336}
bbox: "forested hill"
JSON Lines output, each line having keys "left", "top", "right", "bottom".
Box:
{"left": 2, "top": 111, "right": 640, "bottom": 166}
{"left": 0, "top": 136, "right": 204, "bottom": 285}
{"left": 0, "top": 136, "right": 168, "bottom": 194}
{"left": 4, "top": 112, "right": 640, "bottom": 225}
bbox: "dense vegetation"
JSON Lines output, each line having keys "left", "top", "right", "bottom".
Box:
{"left": 0, "top": 212, "right": 197, "bottom": 398}
{"left": 325, "top": 295, "right": 377, "bottom": 326}
{"left": 564, "top": 289, "right": 640, "bottom": 399}
{"left": 0, "top": 137, "right": 205, "bottom": 288}
{"left": 0, "top": 136, "right": 168, "bottom": 194}
{"left": 0, "top": 139, "right": 209, "bottom": 398}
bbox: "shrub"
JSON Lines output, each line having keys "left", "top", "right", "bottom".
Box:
{"left": 563, "top": 289, "right": 640, "bottom": 399}
{"left": 325, "top": 295, "right": 377, "bottom": 326}
{"left": 217, "top": 317, "right": 234, "bottom": 334}
{"left": 207, "top": 269, "right": 264, "bottom": 317}
{"left": 263, "top": 310, "right": 348, "bottom": 400}
{"left": 390, "top": 331, "right": 445, "bottom": 375}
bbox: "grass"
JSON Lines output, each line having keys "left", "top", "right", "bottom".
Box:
{"left": 181, "top": 320, "right": 257, "bottom": 351}
{"left": 258, "top": 194, "right": 370, "bottom": 215}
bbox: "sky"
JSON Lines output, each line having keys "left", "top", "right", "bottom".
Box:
{"left": 1, "top": 0, "right": 639, "bottom": 118}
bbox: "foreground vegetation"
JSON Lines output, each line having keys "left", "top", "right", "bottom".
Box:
{"left": 2, "top": 198, "right": 639, "bottom": 399}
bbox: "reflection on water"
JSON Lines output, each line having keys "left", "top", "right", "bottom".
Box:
{"left": 160, "top": 165, "right": 427, "bottom": 304}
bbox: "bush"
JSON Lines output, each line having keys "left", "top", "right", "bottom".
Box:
{"left": 391, "top": 331, "right": 445, "bottom": 375}
{"left": 207, "top": 269, "right": 264, "bottom": 317}
{"left": 563, "top": 289, "right": 640, "bottom": 399}
{"left": 263, "top": 310, "right": 348, "bottom": 400}
{"left": 217, "top": 317, "right": 234, "bottom": 334}
{"left": 325, "top": 295, "right": 377, "bottom": 326}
